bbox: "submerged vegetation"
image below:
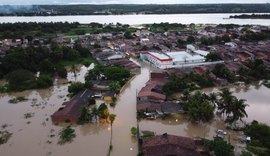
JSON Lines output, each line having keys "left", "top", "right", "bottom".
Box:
{"left": 58, "top": 126, "right": 76, "bottom": 145}
{"left": 163, "top": 72, "right": 215, "bottom": 96}
{"left": 180, "top": 88, "right": 248, "bottom": 123}
{"left": 0, "top": 130, "right": 12, "bottom": 145}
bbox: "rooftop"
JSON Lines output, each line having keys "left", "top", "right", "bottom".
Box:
{"left": 142, "top": 134, "right": 201, "bottom": 156}
{"left": 167, "top": 51, "right": 205, "bottom": 62}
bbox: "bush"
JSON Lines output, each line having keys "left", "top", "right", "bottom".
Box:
{"left": 131, "top": 127, "right": 137, "bottom": 136}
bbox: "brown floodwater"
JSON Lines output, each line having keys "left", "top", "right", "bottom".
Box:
{"left": 0, "top": 61, "right": 270, "bottom": 156}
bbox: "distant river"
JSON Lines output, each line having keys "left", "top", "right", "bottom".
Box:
{"left": 0, "top": 13, "right": 270, "bottom": 25}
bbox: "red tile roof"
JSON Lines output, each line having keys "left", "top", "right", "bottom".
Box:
{"left": 142, "top": 134, "right": 201, "bottom": 156}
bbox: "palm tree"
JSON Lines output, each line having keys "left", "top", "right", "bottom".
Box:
{"left": 231, "top": 98, "right": 248, "bottom": 122}
{"left": 108, "top": 114, "right": 116, "bottom": 156}
{"left": 91, "top": 105, "right": 99, "bottom": 122}
{"left": 208, "top": 92, "right": 218, "bottom": 108}
{"left": 218, "top": 88, "right": 235, "bottom": 118}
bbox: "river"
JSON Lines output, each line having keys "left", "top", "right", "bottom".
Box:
{"left": 0, "top": 59, "right": 270, "bottom": 156}
{"left": 0, "top": 13, "right": 270, "bottom": 25}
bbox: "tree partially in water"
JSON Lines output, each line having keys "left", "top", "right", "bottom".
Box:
{"left": 108, "top": 114, "right": 116, "bottom": 156}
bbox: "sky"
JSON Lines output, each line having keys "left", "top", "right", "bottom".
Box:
{"left": 1, "top": 0, "right": 270, "bottom": 5}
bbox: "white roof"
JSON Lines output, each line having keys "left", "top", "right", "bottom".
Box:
{"left": 149, "top": 52, "right": 170, "bottom": 60}
{"left": 194, "top": 50, "right": 209, "bottom": 56}
{"left": 167, "top": 51, "right": 205, "bottom": 62}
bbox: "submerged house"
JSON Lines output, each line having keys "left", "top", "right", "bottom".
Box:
{"left": 51, "top": 89, "right": 94, "bottom": 123}
{"left": 141, "top": 134, "right": 209, "bottom": 156}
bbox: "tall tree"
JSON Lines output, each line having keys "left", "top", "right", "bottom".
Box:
{"left": 218, "top": 88, "right": 235, "bottom": 117}
{"left": 91, "top": 105, "right": 99, "bottom": 122}
{"left": 108, "top": 114, "right": 116, "bottom": 156}
{"left": 231, "top": 98, "right": 248, "bottom": 122}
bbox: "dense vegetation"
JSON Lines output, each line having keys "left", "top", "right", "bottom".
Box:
{"left": 182, "top": 91, "right": 215, "bottom": 122}
{"left": 2, "top": 4, "right": 270, "bottom": 16}
{"left": 0, "top": 22, "right": 79, "bottom": 38}
{"left": 0, "top": 22, "right": 135, "bottom": 38}
{"left": 144, "top": 23, "right": 186, "bottom": 32}
{"left": 203, "top": 137, "right": 234, "bottom": 156}
{"left": 212, "top": 64, "right": 236, "bottom": 83}
{"left": 0, "top": 41, "right": 94, "bottom": 92}
{"left": 85, "top": 64, "right": 131, "bottom": 87}
{"left": 244, "top": 120, "right": 270, "bottom": 156}
{"left": 238, "top": 59, "right": 270, "bottom": 83}
{"left": 162, "top": 72, "right": 215, "bottom": 95}
{"left": 179, "top": 88, "right": 248, "bottom": 123}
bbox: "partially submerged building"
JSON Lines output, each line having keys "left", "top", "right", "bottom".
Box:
{"left": 137, "top": 72, "right": 183, "bottom": 116}
{"left": 51, "top": 89, "right": 94, "bottom": 123}
{"left": 141, "top": 133, "right": 209, "bottom": 156}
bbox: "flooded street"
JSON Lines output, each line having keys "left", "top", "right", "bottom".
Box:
{"left": 0, "top": 61, "right": 270, "bottom": 156}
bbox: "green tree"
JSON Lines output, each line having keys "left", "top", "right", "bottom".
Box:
{"left": 204, "top": 137, "right": 233, "bottom": 156}
{"left": 36, "top": 75, "right": 53, "bottom": 88}
{"left": 68, "top": 82, "right": 85, "bottom": 95}
{"left": 109, "top": 81, "right": 121, "bottom": 91}
{"left": 108, "top": 114, "right": 116, "bottom": 156}
{"left": 231, "top": 98, "right": 248, "bottom": 122}
{"left": 186, "top": 91, "right": 214, "bottom": 122}
{"left": 91, "top": 105, "right": 99, "bottom": 122}
{"left": 212, "top": 64, "right": 236, "bottom": 83}
{"left": 245, "top": 120, "right": 270, "bottom": 149}
{"left": 131, "top": 127, "right": 137, "bottom": 136}
{"left": 56, "top": 66, "right": 67, "bottom": 78}
{"left": 205, "top": 52, "right": 221, "bottom": 61}
{"left": 217, "top": 88, "right": 235, "bottom": 118}
{"left": 98, "top": 103, "right": 110, "bottom": 119}
{"left": 78, "top": 106, "right": 91, "bottom": 124}
{"left": 124, "top": 31, "right": 134, "bottom": 39}
{"left": 5, "top": 69, "right": 35, "bottom": 91}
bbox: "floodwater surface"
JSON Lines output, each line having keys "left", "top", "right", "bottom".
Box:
{"left": 0, "top": 61, "right": 270, "bottom": 156}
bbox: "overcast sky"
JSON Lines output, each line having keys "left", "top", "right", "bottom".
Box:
{"left": 1, "top": 0, "right": 270, "bottom": 5}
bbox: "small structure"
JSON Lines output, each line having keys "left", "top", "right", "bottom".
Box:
{"left": 141, "top": 134, "right": 209, "bottom": 156}
{"left": 51, "top": 89, "right": 94, "bottom": 123}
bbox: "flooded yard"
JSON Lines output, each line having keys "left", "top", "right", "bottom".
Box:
{"left": 0, "top": 61, "right": 270, "bottom": 156}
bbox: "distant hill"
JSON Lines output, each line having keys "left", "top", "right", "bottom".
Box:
{"left": 1, "top": 4, "right": 270, "bottom": 16}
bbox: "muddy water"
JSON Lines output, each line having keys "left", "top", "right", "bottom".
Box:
{"left": 0, "top": 61, "right": 270, "bottom": 156}
{"left": 202, "top": 84, "right": 270, "bottom": 125}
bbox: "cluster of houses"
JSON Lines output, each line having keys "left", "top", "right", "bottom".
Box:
{"left": 137, "top": 72, "right": 183, "bottom": 118}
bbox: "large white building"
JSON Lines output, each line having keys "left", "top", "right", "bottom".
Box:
{"left": 140, "top": 45, "right": 209, "bottom": 69}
